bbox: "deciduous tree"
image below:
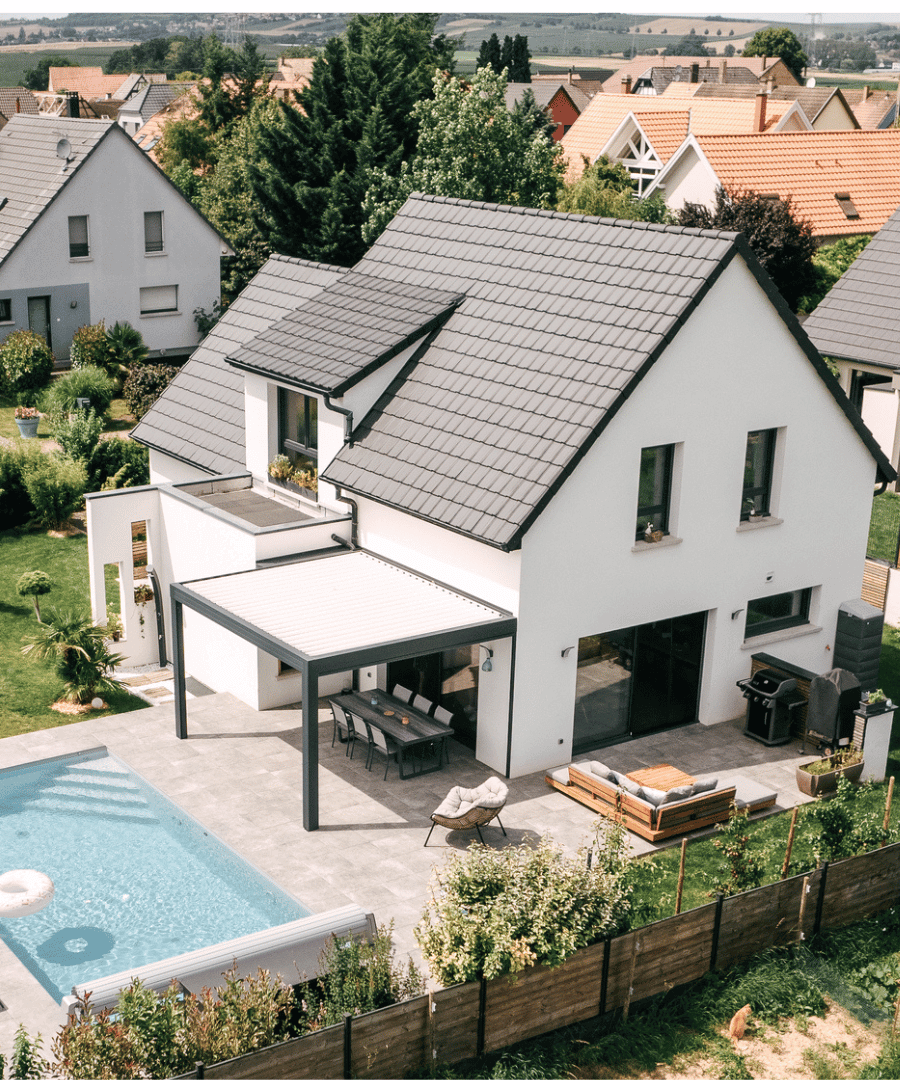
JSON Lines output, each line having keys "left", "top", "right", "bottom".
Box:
{"left": 558, "top": 155, "right": 672, "bottom": 223}
{"left": 742, "top": 27, "right": 808, "bottom": 79}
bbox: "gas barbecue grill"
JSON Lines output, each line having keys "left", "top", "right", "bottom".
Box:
{"left": 737, "top": 668, "right": 806, "bottom": 746}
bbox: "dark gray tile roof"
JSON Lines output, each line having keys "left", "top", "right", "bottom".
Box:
{"left": 323, "top": 194, "right": 893, "bottom": 548}
{"left": 0, "top": 115, "right": 113, "bottom": 266}
{"left": 131, "top": 255, "right": 346, "bottom": 475}
{"left": 124, "top": 83, "right": 181, "bottom": 123}
{"left": 803, "top": 207, "right": 900, "bottom": 369}
{"left": 651, "top": 65, "right": 758, "bottom": 92}
{"left": 228, "top": 270, "right": 465, "bottom": 393}
{"left": 504, "top": 81, "right": 590, "bottom": 112}
{"left": 0, "top": 88, "right": 38, "bottom": 118}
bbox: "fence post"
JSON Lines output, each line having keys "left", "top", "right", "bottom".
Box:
{"left": 477, "top": 976, "right": 487, "bottom": 1057}
{"left": 428, "top": 989, "right": 436, "bottom": 1076}
{"left": 675, "top": 838, "right": 688, "bottom": 915}
{"left": 798, "top": 874, "right": 811, "bottom": 941}
{"left": 709, "top": 893, "right": 725, "bottom": 971}
{"left": 813, "top": 862, "right": 829, "bottom": 938}
{"left": 195, "top": 1064, "right": 205, "bottom": 1080}
{"left": 343, "top": 1012, "right": 352, "bottom": 1080}
{"left": 598, "top": 936, "right": 611, "bottom": 1017}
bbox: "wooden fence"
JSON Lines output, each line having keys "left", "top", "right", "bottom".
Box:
{"left": 174, "top": 842, "right": 900, "bottom": 1080}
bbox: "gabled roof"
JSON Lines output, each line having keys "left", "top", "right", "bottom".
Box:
{"left": 562, "top": 92, "right": 796, "bottom": 181}
{"left": 322, "top": 194, "right": 891, "bottom": 549}
{"left": 600, "top": 55, "right": 797, "bottom": 96}
{"left": 119, "top": 83, "right": 185, "bottom": 124}
{"left": 648, "top": 64, "right": 759, "bottom": 94}
{"left": 666, "top": 129, "right": 900, "bottom": 238}
{"left": 47, "top": 67, "right": 128, "bottom": 98}
{"left": 133, "top": 255, "right": 346, "bottom": 474}
{"left": 803, "top": 205, "right": 900, "bottom": 368}
{"left": 0, "top": 87, "right": 38, "bottom": 119}
{"left": 228, "top": 271, "right": 465, "bottom": 394}
{"left": 504, "top": 81, "right": 590, "bottom": 113}
{"left": 841, "top": 87, "right": 899, "bottom": 129}
{"left": 667, "top": 82, "right": 859, "bottom": 128}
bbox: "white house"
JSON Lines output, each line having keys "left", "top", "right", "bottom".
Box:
{"left": 0, "top": 115, "right": 231, "bottom": 361}
{"left": 86, "top": 195, "right": 892, "bottom": 830}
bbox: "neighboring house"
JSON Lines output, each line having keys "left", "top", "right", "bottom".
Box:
{"left": 663, "top": 81, "right": 860, "bottom": 130}
{"left": 117, "top": 83, "right": 194, "bottom": 136}
{"left": 562, "top": 91, "right": 807, "bottom": 184}
{"left": 841, "top": 85, "right": 899, "bottom": 129}
{"left": 647, "top": 129, "right": 900, "bottom": 242}
{"left": 0, "top": 87, "right": 38, "bottom": 128}
{"left": 804, "top": 205, "right": 900, "bottom": 484}
{"left": 600, "top": 54, "right": 799, "bottom": 96}
{"left": 0, "top": 115, "right": 232, "bottom": 361}
{"left": 504, "top": 81, "right": 590, "bottom": 141}
{"left": 47, "top": 67, "right": 130, "bottom": 97}
{"left": 87, "top": 194, "right": 891, "bottom": 833}
{"left": 635, "top": 61, "right": 762, "bottom": 95}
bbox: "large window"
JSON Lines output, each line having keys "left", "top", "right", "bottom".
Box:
{"left": 741, "top": 428, "right": 776, "bottom": 520}
{"left": 636, "top": 443, "right": 673, "bottom": 541}
{"left": 278, "top": 387, "right": 318, "bottom": 470}
{"left": 745, "top": 588, "right": 811, "bottom": 638}
{"left": 139, "top": 285, "right": 178, "bottom": 314}
{"left": 144, "top": 211, "right": 164, "bottom": 253}
{"left": 68, "top": 215, "right": 89, "bottom": 259}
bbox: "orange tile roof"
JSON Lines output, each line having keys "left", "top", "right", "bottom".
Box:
{"left": 562, "top": 93, "right": 793, "bottom": 181}
{"left": 691, "top": 129, "right": 900, "bottom": 237}
{"left": 840, "top": 86, "right": 898, "bottom": 129}
{"left": 600, "top": 55, "right": 792, "bottom": 95}
{"left": 48, "top": 67, "right": 129, "bottom": 98}
{"left": 632, "top": 111, "right": 690, "bottom": 163}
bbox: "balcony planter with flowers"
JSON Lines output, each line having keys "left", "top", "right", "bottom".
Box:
{"left": 267, "top": 455, "right": 318, "bottom": 500}
{"left": 796, "top": 744, "right": 864, "bottom": 797}
{"left": 14, "top": 405, "right": 40, "bottom": 438}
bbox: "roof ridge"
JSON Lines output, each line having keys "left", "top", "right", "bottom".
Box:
{"left": 406, "top": 191, "right": 742, "bottom": 240}
{"left": 269, "top": 252, "right": 348, "bottom": 273}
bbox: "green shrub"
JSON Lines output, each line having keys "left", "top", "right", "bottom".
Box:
{"left": 20, "top": 452, "right": 86, "bottom": 530}
{"left": 52, "top": 407, "right": 104, "bottom": 464}
{"left": 0, "top": 439, "right": 39, "bottom": 529}
{"left": 22, "top": 607, "right": 124, "bottom": 703}
{"left": 0, "top": 328, "right": 53, "bottom": 395}
{"left": 706, "top": 806, "right": 765, "bottom": 897}
{"left": 106, "top": 321, "right": 149, "bottom": 371}
{"left": 87, "top": 438, "right": 150, "bottom": 491}
{"left": 9, "top": 1025, "right": 46, "bottom": 1080}
{"left": 16, "top": 569, "right": 52, "bottom": 621}
{"left": 69, "top": 320, "right": 110, "bottom": 370}
{"left": 43, "top": 365, "right": 115, "bottom": 419}
{"left": 416, "top": 823, "right": 636, "bottom": 984}
{"left": 123, "top": 362, "right": 178, "bottom": 420}
{"left": 800, "top": 777, "right": 892, "bottom": 866}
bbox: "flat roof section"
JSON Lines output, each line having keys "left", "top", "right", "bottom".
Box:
{"left": 196, "top": 488, "right": 316, "bottom": 528}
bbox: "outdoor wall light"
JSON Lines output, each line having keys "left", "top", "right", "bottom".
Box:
{"left": 480, "top": 646, "right": 493, "bottom": 672}
{"left": 561, "top": 646, "right": 574, "bottom": 658}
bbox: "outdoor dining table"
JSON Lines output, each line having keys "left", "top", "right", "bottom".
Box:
{"left": 336, "top": 689, "right": 454, "bottom": 780}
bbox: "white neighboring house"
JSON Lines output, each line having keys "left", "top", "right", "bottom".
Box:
{"left": 87, "top": 195, "right": 891, "bottom": 829}
{"left": 0, "top": 115, "right": 231, "bottom": 361}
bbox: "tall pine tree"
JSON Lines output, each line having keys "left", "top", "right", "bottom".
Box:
{"left": 477, "top": 32, "right": 501, "bottom": 73}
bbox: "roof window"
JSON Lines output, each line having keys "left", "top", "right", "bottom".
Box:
{"left": 835, "top": 192, "right": 859, "bottom": 219}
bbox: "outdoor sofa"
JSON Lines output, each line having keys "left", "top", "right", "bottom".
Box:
{"left": 545, "top": 761, "right": 775, "bottom": 843}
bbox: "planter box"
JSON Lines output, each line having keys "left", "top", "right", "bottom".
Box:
{"left": 270, "top": 475, "right": 317, "bottom": 501}
{"left": 796, "top": 759, "right": 864, "bottom": 797}
{"left": 15, "top": 417, "right": 39, "bottom": 438}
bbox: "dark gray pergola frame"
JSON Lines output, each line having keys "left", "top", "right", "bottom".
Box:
{"left": 170, "top": 583, "right": 516, "bottom": 831}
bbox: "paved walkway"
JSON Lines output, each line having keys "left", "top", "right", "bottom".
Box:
{"left": 0, "top": 696, "right": 816, "bottom": 1056}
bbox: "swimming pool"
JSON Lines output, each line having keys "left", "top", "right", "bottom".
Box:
{"left": 0, "top": 748, "right": 310, "bottom": 1003}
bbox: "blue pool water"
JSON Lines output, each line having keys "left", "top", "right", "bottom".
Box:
{"left": 0, "top": 749, "right": 309, "bottom": 1002}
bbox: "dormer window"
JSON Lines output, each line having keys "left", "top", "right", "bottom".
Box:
{"left": 835, "top": 192, "right": 859, "bottom": 220}
{"left": 278, "top": 387, "right": 317, "bottom": 471}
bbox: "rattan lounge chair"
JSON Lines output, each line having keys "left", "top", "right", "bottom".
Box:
{"left": 424, "top": 777, "right": 508, "bottom": 846}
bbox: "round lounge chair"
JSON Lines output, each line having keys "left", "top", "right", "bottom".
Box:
{"left": 424, "top": 777, "right": 508, "bottom": 846}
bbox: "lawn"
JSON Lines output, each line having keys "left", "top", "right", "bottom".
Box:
{"left": 0, "top": 526, "right": 149, "bottom": 739}
{"left": 868, "top": 491, "right": 900, "bottom": 564}
{"left": 0, "top": 391, "right": 135, "bottom": 441}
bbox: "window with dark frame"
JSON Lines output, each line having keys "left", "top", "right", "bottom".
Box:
{"left": 68, "top": 215, "right": 89, "bottom": 258}
{"left": 744, "top": 588, "right": 812, "bottom": 638}
{"left": 278, "top": 387, "right": 318, "bottom": 471}
{"left": 0, "top": 298, "right": 11, "bottom": 322}
{"left": 144, "top": 211, "right": 164, "bottom": 253}
{"left": 636, "top": 443, "right": 674, "bottom": 541}
{"left": 741, "top": 428, "right": 776, "bottom": 520}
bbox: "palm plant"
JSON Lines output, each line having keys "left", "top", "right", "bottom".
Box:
{"left": 106, "top": 321, "right": 149, "bottom": 371}
{"left": 22, "top": 609, "right": 125, "bottom": 704}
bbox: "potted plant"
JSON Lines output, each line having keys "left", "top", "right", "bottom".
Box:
{"left": 796, "top": 744, "right": 864, "bottom": 797}
{"left": 14, "top": 405, "right": 40, "bottom": 438}
{"left": 267, "top": 454, "right": 294, "bottom": 485}
{"left": 105, "top": 609, "right": 123, "bottom": 642}
{"left": 267, "top": 455, "right": 318, "bottom": 499}
{"left": 134, "top": 582, "right": 153, "bottom": 639}
{"left": 860, "top": 688, "right": 892, "bottom": 716}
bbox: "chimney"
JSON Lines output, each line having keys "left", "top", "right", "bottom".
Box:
{"left": 754, "top": 90, "right": 767, "bottom": 132}
{"left": 719, "top": 59, "right": 727, "bottom": 83}
{"left": 568, "top": 66, "right": 573, "bottom": 86}
{"left": 690, "top": 63, "right": 699, "bottom": 83}
{"left": 862, "top": 85, "right": 870, "bottom": 100}
{"left": 621, "top": 74, "right": 632, "bottom": 94}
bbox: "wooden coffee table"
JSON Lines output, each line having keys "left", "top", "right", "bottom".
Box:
{"left": 626, "top": 764, "right": 696, "bottom": 791}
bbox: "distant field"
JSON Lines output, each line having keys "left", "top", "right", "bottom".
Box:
{"left": 0, "top": 46, "right": 124, "bottom": 85}
{"left": 633, "top": 17, "right": 766, "bottom": 37}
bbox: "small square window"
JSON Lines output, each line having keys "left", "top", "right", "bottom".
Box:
{"left": 68, "top": 215, "right": 89, "bottom": 259}
{"left": 144, "top": 211, "right": 164, "bottom": 253}
{"left": 741, "top": 429, "right": 776, "bottom": 520}
{"left": 636, "top": 443, "right": 673, "bottom": 541}
{"left": 0, "top": 298, "right": 11, "bottom": 322}
{"left": 745, "top": 588, "right": 811, "bottom": 638}
{"left": 139, "top": 285, "right": 178, "bottom": 314}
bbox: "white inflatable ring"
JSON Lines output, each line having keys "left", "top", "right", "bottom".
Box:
{"left": 0, "top": 870, "right": 55, "bottom": 918}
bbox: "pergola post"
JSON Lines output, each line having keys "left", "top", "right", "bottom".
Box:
{"left": 172, "top": 597, "right": 188, "bottom": 739}
{"left": 302, "top": 662, "right": 319, "bottom": 831}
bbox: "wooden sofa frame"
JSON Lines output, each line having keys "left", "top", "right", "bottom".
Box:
{"left": 545, "top": 767, "right": 737, "bottom": 843}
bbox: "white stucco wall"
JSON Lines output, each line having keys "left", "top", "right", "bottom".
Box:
{"left": 0, "top": 125, "right": 225, "bottom": 357}
{"left": 148, "top": 449, "right": 214, "bottom": 485}
{"left": 650, "top": 143, "right": 718, "bottom": 211}
{"left": 507, "top": 255, "right": 877, "bottom": 776}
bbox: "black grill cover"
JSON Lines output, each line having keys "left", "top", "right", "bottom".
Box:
{"left": 807, "top": 667, "right": 861, "bottom": 743}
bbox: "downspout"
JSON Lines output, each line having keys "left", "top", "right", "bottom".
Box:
{"left": 322, "top": 394, "right": 358, "bottom": 548}
{"left": 323, "top": 392, "right": 353, "bottom": 446}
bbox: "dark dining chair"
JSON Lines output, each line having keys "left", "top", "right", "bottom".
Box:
{"left": 330, "top": 701, "right": 361, "bottom": 758}
{"left": 364, "top": 721, "right": 398, "bottom": 780}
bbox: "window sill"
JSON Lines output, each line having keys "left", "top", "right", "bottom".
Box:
{"left": 736, "top": 516, "right": 783, "bottom": 533}
{"left": 140, "top": 310, "right": 181, "bottom": 318}
{"left": 69, "top": 256, "right": 92, "bottom": 263}
{"left": 741, "top": 623, "right": 822, "bottom": 650}
{"left": 632, "top": 535, "right": 683, "bottom": 553}
{"left": 144, "top": 251, "right": 167, "bottom": 258}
